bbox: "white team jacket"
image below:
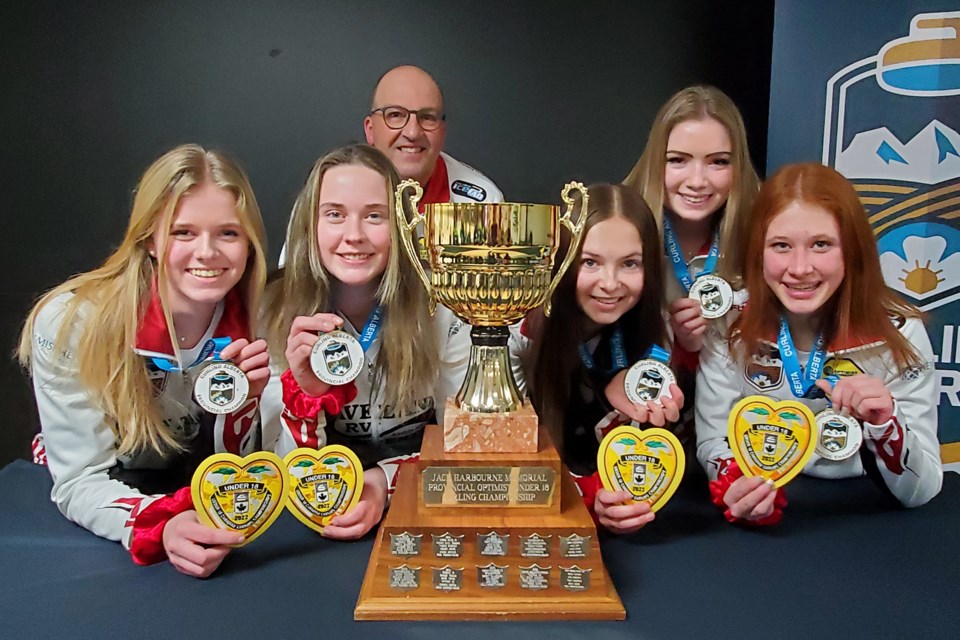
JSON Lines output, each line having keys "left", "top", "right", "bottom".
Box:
{"left": 29, "top": 293, "right": 261, "bottom": 547}
{"left": 695, "top": 317, "right": 942, "bottom": 507}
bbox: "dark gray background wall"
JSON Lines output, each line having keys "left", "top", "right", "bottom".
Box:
{"left": 1, "top": 1, "right": 774, "bottom": 467}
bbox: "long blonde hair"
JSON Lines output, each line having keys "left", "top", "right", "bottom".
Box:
{"left": 623, "top": 85, "right": 760, "bottom": 285}
{"left": 262, "top": 143, "right": 439, "bottom": 416}
{"left": 19, "top": 144, "right": 267, "bottom": 456}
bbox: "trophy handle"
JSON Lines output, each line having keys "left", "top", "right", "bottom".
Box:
{"left": 394, "top": 179, "right": 437, "bottom": 315}
{"left": 542, "top": 182, "right": 588, "bottom": 317}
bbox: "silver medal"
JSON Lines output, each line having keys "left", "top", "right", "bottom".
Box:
{"left": 193, "top": 362, "right": 249, "bottom": 414}
{"left": 624, "top": 359, "right": 677, "bottom": 405}
{"left": 688, "top": 274, "right": 734, "bottom": 319}
{"left": 815, "top": 409, "right": 863, "bottom": 460}
{"left": 310, "top": 330, "right": 365, "bottom": 385}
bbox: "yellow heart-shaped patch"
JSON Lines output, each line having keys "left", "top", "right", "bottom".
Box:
{"left": 728, "top": 395, "right": 817, "bottom": 487}
{"left": 191, "top": 452, "right": 289, "bottom": 545}
{"left": 596, "top": 425, "right": 685, "bottom": 512}
{"left": 284, "top": 446, "right": 364, "bottom": 533}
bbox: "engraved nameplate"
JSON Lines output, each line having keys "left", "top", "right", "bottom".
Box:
{"left": 559, "top": 533, "right": 590, "bottom": 558}
{"left": 433, "top": 566, "right": 463, "bottom": 591}
{"left": 389, "top": 532, "right": 422, "bottom": 556}
{"left": 422, "top": 466, "right": 556, "bottom": 506}
{"left": 432, "top": 532, "right": 464, "bottom": 558}
{"left": 389, "top": 565, "right": 421, "bottom": 590}
{"left": 520, "top": 533, "right": 551, "bottom": 557}
{"left": 560, "top": 566, "right": 591, "bottom": 591}
{"left": 477, "top": 563, "right": 508, "bottom": 589}
{"left": 477, "top": 531, "right": 510, "bottom": 556}
{"left": 519, "top": 564, "right": 551, "bottom": 590}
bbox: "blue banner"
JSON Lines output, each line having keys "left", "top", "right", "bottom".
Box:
{"left": 768, "top": 2, "right": 960, "bottom": 454}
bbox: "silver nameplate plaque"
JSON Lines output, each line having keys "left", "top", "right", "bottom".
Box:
{"left": 433, "top": 565, "right": 463, "bottom": 592}
{"left": 559, "top": 533, "right": 591, "bottom": 558}
{"left": 560, "top": 566, "right": 591, "bottom": 591}
{"left": 389, "top": 531, "right": 422, "bottom": 557}
{"left": 519, "top": 564, "right": 551, "bottom": 590}
{"left": 432, "top": 532, "right": 464, "bottom": 558}
{"left": 477, "top": 531, "right": 509, "bottom": 556}
{"left": 477, "top": 563, "right": 508, "bottom": 589}
{"left": 389, "top": 565, "right": 421, "bottom": 590}
{"left": 520, "top": 533, "right": 551, "bottom": 558}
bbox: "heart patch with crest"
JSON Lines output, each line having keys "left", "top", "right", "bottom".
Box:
{"left": 597, "top": 425, "right": 685, "bottom": 512}
{"left": 284, "top": 445, "right": 364, "bottom": 533}
{"left": 191, "top": 452, "right": 290, "bottom": 545}
{"left": 728, "top": 396, "right": 817, "bottom": 487}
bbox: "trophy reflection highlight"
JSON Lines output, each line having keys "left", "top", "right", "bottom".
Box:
{"left": 395, "top": 180, "right": 587, "bottom": 452}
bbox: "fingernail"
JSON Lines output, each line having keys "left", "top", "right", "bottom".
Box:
{"left": 765, "top": 479, "right": 775, "bottom": 487}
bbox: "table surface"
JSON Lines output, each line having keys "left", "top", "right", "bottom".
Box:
{"left": 1, "top": 459, "right": 957, "bottom": 640}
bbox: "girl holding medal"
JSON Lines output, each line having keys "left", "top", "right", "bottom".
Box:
{"left": 522, "top": 183, "right": 685, "bottom": 534}
{"left": 261, "top": 144, "right": 470, "bottom": 541}
{"left": 19, "top": 145, "right": 270, "bottom": 576}
{"left": 695, "top": 163, "right": 942, "bottom": 524}
{"left": 623, "top": 85, "right": 760, "bottom": 362}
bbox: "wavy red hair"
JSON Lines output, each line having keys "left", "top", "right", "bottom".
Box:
{"left": 734, "top": 162, "right": 922, "bottom": 369}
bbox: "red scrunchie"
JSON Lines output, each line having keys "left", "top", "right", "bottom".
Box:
{"left": 570, "top": 472, "right": 602, "bottom": 525}
{"left": 280, "top": 369, "right": 357, "bottom": 419}
{"left": 708, "top": 458, "right": 787, "bottom": 526}
{"left": 129, "top": 487, "right": 194, "bottom": 566}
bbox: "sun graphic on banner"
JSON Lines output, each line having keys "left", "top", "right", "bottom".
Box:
{"left": 899, "top": 259, "right": 945, "bottom": 295}
{"left": 879, "top": 232, "right": 960, "bottom": 304}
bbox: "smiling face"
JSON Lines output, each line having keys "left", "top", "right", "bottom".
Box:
{"left": 763, "top": 201, "right": 845, "bottom": 325}
{"left": 315, "top": 163, "right": 391, "bottom": 287}
{"left": 155, "top": 181, "right": 248, "bottom": 317}
{"left": 363, "top": 66, "right": 446, "bottom": 186}
{"left": 576, "top": 216, "right": 646, "bottom": 330}
{"left": 664, "top": 117, "right": 733, "bottom": 224}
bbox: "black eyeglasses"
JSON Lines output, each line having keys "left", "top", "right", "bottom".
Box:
{"left": 369, "top": 105, "right": 445, "bottom": 131}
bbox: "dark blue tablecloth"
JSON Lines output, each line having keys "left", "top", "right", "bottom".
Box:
{"left": 1, "top": 459, "right": 957, "bottom": 640}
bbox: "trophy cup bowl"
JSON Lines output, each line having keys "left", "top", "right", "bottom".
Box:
{"left": 395, "top": 180, "right": 588, "bottom": 426}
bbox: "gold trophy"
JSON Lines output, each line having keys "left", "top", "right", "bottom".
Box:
{"left": 354, "top": 182, "right": 625, "bottom": 621}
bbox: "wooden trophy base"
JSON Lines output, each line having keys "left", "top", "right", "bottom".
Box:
{"left": 354, "top": 424, "right": 625, "bottom": 621}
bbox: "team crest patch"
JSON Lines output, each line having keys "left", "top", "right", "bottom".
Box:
{"left": 822, "top": 357, "right": 864, "bottom": 379}
{"left": 744, "top": 343, "right": 784, "bottom": 391}
{"left": 284, "top": 446, "right": 363, "bottom": 533}
{"left": 451, "top": 180, "right": 486, "bottom": 202}
{"left": 191, "top": 452, "right": 289, "bottom": 545}
{"left": 596, "top": 425, "right": 684, "bottom": 512}
{"left": 728, "top": 396, "right": 817, "bottom": 487}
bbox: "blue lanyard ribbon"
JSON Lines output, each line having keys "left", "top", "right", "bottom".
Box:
{"left": 777, "top": 317, "right": 837, "bottom": 399}
{"left": 663, "top": 215, "right": 720, "bottom": 293}
{"left": 579, "top": 324, "right": 628, "bottom": 374}
{"left": 355, "top": 305, "right": 384, "bottom": 353}
{"left": 643, "top": 344, "right": 671, "bottom": 364}
{"left": 151, "top": 336, "right": 232, "bottom": 372}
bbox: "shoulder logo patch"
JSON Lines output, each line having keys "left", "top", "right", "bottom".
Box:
{"left": 451, "top": 180, "right": 486, "bottom": 202}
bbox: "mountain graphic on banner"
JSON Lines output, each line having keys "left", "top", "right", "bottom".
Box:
{"left": 837, "top": 119, "right": 960, "bottom": 183}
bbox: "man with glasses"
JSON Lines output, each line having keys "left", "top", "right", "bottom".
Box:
{"left": 278, "top": 65, "right": 502, "bottom": 266}
{"left": 364, "top": 65, "right": 503, "bottom": 205}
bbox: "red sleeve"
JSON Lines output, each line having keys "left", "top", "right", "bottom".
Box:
{"left": 671, "top": 341, "right": 700, "bottom": 373}
{"left": 708, "top": 458, "right": 786, "bottom": 526}
{"left": 128, "top": 487, "right": 194, "bottom": 566}
{"left": 570, "top": 471, "right": 602, "bottom": 525}
{"left": 280, "top": 369, "right": 357, "bottom": 419}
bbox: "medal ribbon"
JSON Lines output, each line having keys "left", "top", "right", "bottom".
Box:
{"left": 777, "top": 317, "right": 838, "bottom": 399}
{"left": 663, "top": 215, "right": 720, "bottom": 293}
{"left": 579, "top": 324, "right": 628, "bottom": 374}
{"left": 642, "top": 344, "right": 671, "bottom": 364}
{"left": 356, "top": 305, "right": 384, "bottom": 354}
{"left": 151, "top": 336, "right": 232, "bottom": 372}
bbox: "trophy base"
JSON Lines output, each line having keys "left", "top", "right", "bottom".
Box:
{"left": 443, "top": 398, "right": 539, "bottom": 453}
{"left": 354, "top": 424, "right": 625, "bottom": 621}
